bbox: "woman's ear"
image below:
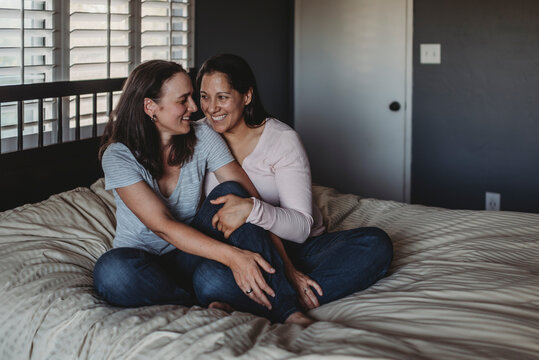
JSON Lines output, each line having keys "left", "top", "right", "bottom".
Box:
{"left": 244, "top": 88, "right": 253, "bottom": 106}
{"left": 143, "top": 97, "right": 156, "bottom": 118}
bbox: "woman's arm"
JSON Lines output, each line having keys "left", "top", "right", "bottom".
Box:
{"left": 247, "top": 166, "right": 314, "bottom": 242}
{"left": 209, "top": 130, "right": 316, "bottom": 243}
{"left": 250, "top": 129, "right": 317, "bottom": 242}
{"left": 116, "top": 179, "right": 275, "bottom": 309}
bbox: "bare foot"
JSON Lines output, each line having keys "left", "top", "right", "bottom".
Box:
{"left": 284, "top": 311, "right": 316, "bottom": 326}
{"left": 208, "top": 301, "right": 234, "bottom": 313}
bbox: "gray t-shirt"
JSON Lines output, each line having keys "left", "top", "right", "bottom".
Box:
{"left": 102, "top": 121, "right": 234, "bottom": 255}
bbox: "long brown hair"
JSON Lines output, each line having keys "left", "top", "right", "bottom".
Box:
{"left": 100, "top": 60, "right": 197, "bottom": 179}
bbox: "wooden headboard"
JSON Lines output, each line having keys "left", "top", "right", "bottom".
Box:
{"left": 0, "top": 78, "right": 126, "bottom": 211}
{"left": 0, "top": 138, "right": 103, "bottom": 211}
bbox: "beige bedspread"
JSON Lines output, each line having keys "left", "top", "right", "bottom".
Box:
{"left": 1, "top": 179, "right": 538, "bottom": 359}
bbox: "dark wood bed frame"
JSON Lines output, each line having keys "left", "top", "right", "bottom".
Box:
{"left": 0, "top": 79, "right": 125, "bottom": 211}
{"left": 0, "top": 137, "right": 103, "bottom": 211}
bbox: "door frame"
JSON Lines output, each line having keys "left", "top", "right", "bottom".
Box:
{"left": 404, "top": 0, "right": 413, "bottom": 203}
{"left": 293, "top": 0, "right": 414, "bottom": 203}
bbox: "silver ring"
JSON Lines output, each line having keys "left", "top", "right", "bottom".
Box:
{"left": 245, "top": 288, "right": 253, "bottom": 295}
{"left": 304, "top": 288, "right": 309, "bottom": 293}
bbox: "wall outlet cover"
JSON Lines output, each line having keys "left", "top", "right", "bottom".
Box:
{"left": 420, "top": 43, "right": 441, "bottom": 64}
{"left": 485, "top": 192, "right": 501, "bottom": 211}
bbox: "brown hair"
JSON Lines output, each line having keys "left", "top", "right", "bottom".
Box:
{"left": 99, "top": 60, "right": 197, "bottom": 179}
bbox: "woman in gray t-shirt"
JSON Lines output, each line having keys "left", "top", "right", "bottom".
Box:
{"left": 93, "top": 60, "right": 312, "bottom": 325}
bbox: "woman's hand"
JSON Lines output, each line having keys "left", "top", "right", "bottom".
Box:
{"left": 286, "top": 268, "right": 323, "bottom": 310}
{"left": 211, "top": 194, "right": 254, "bottom": 238}
{"left": 225, "top": 247, "right": 276, "bottom": 309}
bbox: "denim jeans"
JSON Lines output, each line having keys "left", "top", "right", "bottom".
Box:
{"left": 284, "top": 227, "right": 393, "bottom": 306}
{"left": 93, "top": 181, "right": 300, "bottom": 323}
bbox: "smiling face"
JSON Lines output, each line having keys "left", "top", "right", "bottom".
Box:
{"left": 145, "top": 72, "right": 197, "bottom": 143}
{"left": 199, "top": 71, "right": 252, "bottom": 134}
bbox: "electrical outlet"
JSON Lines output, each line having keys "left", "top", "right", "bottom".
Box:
{"left": 420, "top": 44, "right": 441, "bottom": 64}
{"left": 485, "top": 192, "right": 500, "bottom": 211}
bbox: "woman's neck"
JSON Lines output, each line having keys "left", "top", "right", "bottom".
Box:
{"left": 159, "top": 131, "right": 172, "bottom": 148}
{"left": 222, "top": 119, "right": 266, "bottom": 165}
{"left": 221, "top": 118, "right": 251, "bottom": 144}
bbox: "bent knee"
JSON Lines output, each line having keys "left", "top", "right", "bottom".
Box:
{"left": 208, "top": 181, "right": 249, "bottom": 200}
{"left": 93, "top": 250, "right": 119, "bottom": 293}
{"left": 348, "top": 227, "right": 393, "bottom": 273}
{"left": 366, "top": 227, "right": 393, "bottom": 275}
{"left": 93, "top": 248, "right": 143, "bottom": 304}
{"left": 370, "top": 227, "right": 392, "bottom": 253}
{"left": 192, "top": 261, "right": 233, "bottom": 306}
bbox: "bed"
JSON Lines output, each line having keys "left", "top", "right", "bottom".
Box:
{"left": 0, "top": 179, "right": 538, "bottom": 359}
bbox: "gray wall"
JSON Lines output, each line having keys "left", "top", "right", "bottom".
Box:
{"left": 194, "top": 0, "right": 539, "bottom": 213}
{"left": 194, "top": 0, "right": 293, "bottom": 125}
{"left": 412, "top": 0, "right": 539, "bottom": 212}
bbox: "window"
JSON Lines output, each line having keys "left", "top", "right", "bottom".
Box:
{"left": 141, "top": 0, "right": 192, "bottom": 64}
{"left": 0, "top": 0, "right": 194, "bottom": 152}
{"left": 70, "top": 0, "right": 131, "bottom": 81}
{"left": 0, "top": 0, "right": 194, "bottom": 84}
{"left": 0, "top": 0, "right": 55, "bottom": 85}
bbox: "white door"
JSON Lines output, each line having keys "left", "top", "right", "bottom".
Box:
{"left": 294, "top": 0, "right": 411, "bottom": 202}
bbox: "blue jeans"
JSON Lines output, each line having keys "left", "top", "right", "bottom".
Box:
{"left": 284, "top": 227, "right": 393, "bottom": 305}
{"left": 93, "top": 181, "right": 300, "bottom": 323}
{"left": 189, "top": 182, "right": 300, "bottom": 323}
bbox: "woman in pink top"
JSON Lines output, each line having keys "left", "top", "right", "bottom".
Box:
{"left": 194, "top": 54, "right": 393, "bottom": 313}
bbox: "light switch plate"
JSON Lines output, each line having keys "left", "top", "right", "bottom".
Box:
{"left": 420, "top": 44, "right": 441, "bottom": 64}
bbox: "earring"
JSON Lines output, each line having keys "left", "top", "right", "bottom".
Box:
{"left": 149, "top": 114, "right": 156, "bottom": 123}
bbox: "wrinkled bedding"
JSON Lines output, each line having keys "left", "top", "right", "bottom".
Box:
{"left": 0, "top": 179, "right": 538, "bottom": 359}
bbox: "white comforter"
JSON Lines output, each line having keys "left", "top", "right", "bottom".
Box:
{"left": 0, "top": 179, "right": 538, "bottom": 359}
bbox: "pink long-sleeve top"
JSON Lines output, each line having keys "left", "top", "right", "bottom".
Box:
{"left": 204, "top": 118, "right": 325, "bottom": 243}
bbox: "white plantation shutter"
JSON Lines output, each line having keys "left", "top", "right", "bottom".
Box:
{"left": 0, "top": 0, "right": 194, "bottom": 84}
{"left": 70, "top": 0, "right": 131, "bottom": 80}
{"left": 141, "top": 0, "right": 192, "bottom": 68}
{"left": 0, "top": 0, "right": 55, "bottom": 85}
{"left": 0, "top": 0, "right": 55, "bottom": 147}
{"left": 68, "top": 0, "right": 131, "bottom": 135}
{"left": 0, "top": 0, "right": 194, "bottom": 149}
